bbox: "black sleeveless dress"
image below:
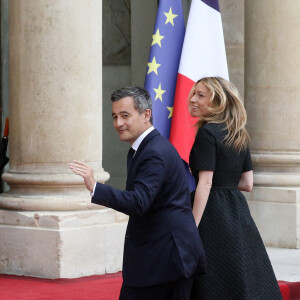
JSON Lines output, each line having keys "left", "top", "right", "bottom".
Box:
{"left": 189, "top": 123, "right": 282, "bottom": 300}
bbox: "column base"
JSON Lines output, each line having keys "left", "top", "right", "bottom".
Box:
{"left": 0, "top": 208, "right": 128, "bottom": 278}
{"left": 0, "top": 169, "right": 110, "bottom": 211}
{"left": 245, "top": 186, "right": 300, "bottom": 249}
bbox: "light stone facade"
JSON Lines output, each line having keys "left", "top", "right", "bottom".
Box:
{"left": 244, "top": 0, "right": 300, "bottom": 249}
{"left": 0, "top": 0, "right": 128, "bottom": 278}
{"left": 0, "top": 0, "right": 299, "bottom": 278}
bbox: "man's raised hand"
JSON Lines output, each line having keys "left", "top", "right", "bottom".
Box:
{"left": 69, "top": 160, "right": 96, "bottom": 192}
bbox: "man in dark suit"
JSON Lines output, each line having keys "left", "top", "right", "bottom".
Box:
{"left": 69, "top": 87, "right": 206, "bottom": 300}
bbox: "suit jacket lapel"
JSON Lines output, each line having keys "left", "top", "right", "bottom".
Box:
{"left": 127, "top": 129, "right": 160, "bottom": 177}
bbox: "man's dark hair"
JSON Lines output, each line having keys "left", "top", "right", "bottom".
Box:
{"left": 111, "top": 86, "right": 153, "bottom": 124}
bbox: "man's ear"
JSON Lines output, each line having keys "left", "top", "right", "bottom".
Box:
{"left": 144, "top": 109, "right": 151, "bottom": 122}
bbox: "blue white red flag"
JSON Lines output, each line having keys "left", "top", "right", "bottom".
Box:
{"left": 169, "top": 0, "right": 229, "bottom": 163}
{"left": 144, "top": 0, "right": 185, "bottom": 139}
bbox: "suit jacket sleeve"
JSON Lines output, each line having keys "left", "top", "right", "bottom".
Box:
{"left": 92, "top": 153, "right": 166, "bottom": 216}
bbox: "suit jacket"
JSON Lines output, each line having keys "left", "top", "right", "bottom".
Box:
{"left": 92, "top": 129, "right": 206, "bottom": 287}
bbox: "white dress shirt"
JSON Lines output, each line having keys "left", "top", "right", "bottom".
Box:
{"left": 131, "top": 126, "right": 154, "bottom": 152}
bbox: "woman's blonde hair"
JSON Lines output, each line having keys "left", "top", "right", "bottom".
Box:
{"left": 190, "top": 77, "right": 250, "bottom": 152}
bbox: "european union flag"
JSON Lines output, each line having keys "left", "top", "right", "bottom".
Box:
{"left": 144, "top": 0, "right": 185, "bottom": 139}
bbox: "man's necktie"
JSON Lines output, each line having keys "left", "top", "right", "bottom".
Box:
{"left": 127, "top": 147, "right": 135, "bottom": 171}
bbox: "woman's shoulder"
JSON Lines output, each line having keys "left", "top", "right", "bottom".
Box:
{"left": 200, "top": 122, "right": 226, "bottom": 135}
{"left": 195, "top": 123, "right": 227, "bottom": 144}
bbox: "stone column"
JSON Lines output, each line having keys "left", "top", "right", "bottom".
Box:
{"left": 0, "top": 0, "right": 127, "bottom": 278}
{"left": 245, "top": 0, "right": 300, "bottom": 248}
{"left": 219, "top": 0, "right": 244, "bottom": 99}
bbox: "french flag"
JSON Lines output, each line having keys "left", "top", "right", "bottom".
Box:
{"left": 169, "top": 0, "right": 229, "bottom": 164}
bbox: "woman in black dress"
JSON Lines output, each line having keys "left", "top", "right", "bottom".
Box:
{"left": 189, "top": 77, "right": 282, "bottom": 300}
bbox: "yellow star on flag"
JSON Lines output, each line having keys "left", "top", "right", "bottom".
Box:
{"left": 164, "top": 7, "right": 178, "bottom": 26}
{"left": 153, "top": 83, "right": 166, "bottom": 102}
{"left": 152, "top": 29, "right": 164, "bottom": 47}
{"left": 167, "top": 106, "right": 173, "bottom": 119}
{"left": 147, "top": 57, "right": 161, "bottom": 75}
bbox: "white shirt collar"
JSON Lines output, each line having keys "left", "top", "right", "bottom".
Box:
{"left": 132, "top": 126, "right": 154, "bottom": 152}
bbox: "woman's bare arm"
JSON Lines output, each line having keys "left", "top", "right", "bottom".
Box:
{"left": 238, "top": 170, "right": 253, "bottom": 192}
{"left": 193, "top": 171, "right": 213, "bottom": 227}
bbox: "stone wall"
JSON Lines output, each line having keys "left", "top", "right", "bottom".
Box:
{"left": 103, "top": 0, "right": 131, "bottom": 65}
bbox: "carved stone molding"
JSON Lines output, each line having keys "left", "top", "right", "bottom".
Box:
{"left": 252, "top": 151, "right": 300, "bottom": 186}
